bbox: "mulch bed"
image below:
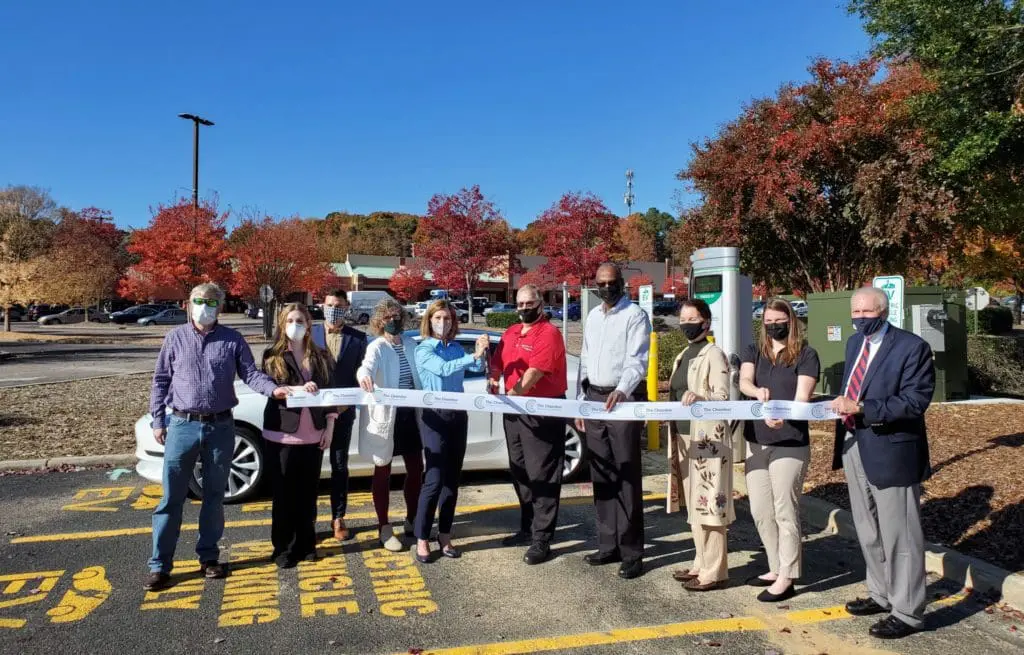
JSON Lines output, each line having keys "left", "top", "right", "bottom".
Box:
{"left": 806, "top": 404, "right": 1024, "bottom": 572}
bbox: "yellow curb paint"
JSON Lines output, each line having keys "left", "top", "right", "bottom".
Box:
{"left": 11, "top": 494, "right": 668, "bottom": 544}
{"left": 783, "top": 606, "right": 851, "bottom": 624}
{"left": 394, "top": 616, "right": 768, "bottom": 655}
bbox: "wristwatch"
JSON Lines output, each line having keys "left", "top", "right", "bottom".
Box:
{"left": 856, "top": 401, "right": 865, "bottom": 414}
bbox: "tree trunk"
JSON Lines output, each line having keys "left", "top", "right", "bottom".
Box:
{"left": 3, "top": 307, "right": 9, "bottom": 332}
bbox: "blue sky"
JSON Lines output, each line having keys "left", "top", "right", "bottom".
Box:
{"left": 0, "top": 1, "right": 871, "bottom": 230}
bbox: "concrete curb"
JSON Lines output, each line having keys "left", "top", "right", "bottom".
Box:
{"left": 0, "top": 453, "right": 136, "bottom": 472}
{"left": 732, "top": 463, "right": 1024, "bottom": 610}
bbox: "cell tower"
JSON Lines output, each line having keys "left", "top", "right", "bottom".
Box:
{"left": 624, "top": 169, "right": 635, "bottom": 215}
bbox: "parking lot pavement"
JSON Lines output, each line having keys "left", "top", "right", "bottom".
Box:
{"left": 0, "top": 344, "right": 162, "bottom": 387}
{"left": 1, "top": 470, "right": 1021, "bottom": 655}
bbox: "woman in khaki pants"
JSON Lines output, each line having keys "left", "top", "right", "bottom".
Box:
{"left": 738, "top": 298, "right": 820, "bottom": 602}
{"left": 666, "top": 299, "right": 734, "bottom": 591}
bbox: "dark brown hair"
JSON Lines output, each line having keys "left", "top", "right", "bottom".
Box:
{"left": 679, "top": 298, "right": 712, "bottom": 322}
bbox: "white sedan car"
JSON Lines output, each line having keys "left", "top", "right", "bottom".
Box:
{"left": 135, "top": 330, "right": 586, "bottom": 502}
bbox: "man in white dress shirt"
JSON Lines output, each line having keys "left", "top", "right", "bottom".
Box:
{"left": 574, "top": 263, "right": 651, "bottom": 579}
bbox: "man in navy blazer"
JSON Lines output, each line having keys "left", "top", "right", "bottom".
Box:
{"left": 319, "top": 290, "right": 368, "bottom": 542}
{"left": 830, "top": 286, "right": 935, "bottom": 640}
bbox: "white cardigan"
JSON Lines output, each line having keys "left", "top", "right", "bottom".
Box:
{"left": 355, "top": 335, "right": 423, "bottom": 465}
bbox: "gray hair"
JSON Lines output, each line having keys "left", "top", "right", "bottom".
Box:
{"left": 190, "top": 282, "right": 225, "bottom": 303}
{"left": 368, "top": 297, "right": 405, "bottom": 336}
{"left": 852, "top": 287, "right": 889, "bottom": 312}
{"left": 516, "top": 284, "right": 541, "bottom": 302}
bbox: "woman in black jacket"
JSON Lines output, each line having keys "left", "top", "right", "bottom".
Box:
{"left": 261, "top": 303, "right": 337, "bottom": 567}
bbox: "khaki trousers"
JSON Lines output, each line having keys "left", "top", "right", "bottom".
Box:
{"left": 744, "top": 441, "right": 809, "bottom": 579}
{"left": 690, "top": 522, "right": 728, "bottom": 583}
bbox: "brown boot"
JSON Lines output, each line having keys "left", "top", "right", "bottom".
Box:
{"left": 332, "top": 518, "right": 350, "bottom": 541}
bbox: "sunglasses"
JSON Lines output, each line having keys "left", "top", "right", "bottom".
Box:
{"left": 594, "top": 281, "right": 621, "bottom": 289}
{"left": 191, "top": 298, "right": 220, "bottom": 308}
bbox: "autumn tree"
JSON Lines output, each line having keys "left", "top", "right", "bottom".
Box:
{"left": 0, "top": 185, "right": 58, "bottom": 262}
{"left": 119, "top": 199, "right": 233, "bottom": 301}
{"left": 535, "top": 192, "right": 622, "bottom": 287}
{"left": 38, "top": 208, "right": 126, "bottom": 319}
{"left": 639, "top": 208, "right": 678, "bottom": 261}
{"left": 415, "top": 186, "right": 515, "bottom": 321}
{"left": 679, "top": 59, "right": 956, "bottom": 293}
{"left": 618, "top": 214, "right": 657, "bottom": 261}
{"left": 514, "top": 222, "right": 547, "bottom": 256}
{"left": 230, "top": 217, "right": 334, "bottom": 301}
{"left": 0, "top": 260, "right": 40, "bottom": 331}
{"left": 319, "top": 211, "right": 420, "bottom": 258}
{"left": 662, "top": 271, "right": 688, "bottom": 297}
{"left": 954, "top": 229, "right": 1024, "bottom": 323}
{"left": 388, "top": 265, "right": 429, "bottom": 303}
{"left": 627, "top": 273, "right": 654, "bottom": 299}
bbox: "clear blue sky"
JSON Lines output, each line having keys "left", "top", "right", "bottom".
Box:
{"left": 0, "top": 1, "right": 870, "bottom": 231}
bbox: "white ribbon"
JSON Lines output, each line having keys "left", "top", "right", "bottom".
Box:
{"left": 287, "top": 387, "right": 841, "bottom": 422}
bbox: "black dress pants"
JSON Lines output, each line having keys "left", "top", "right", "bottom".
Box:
{"left": 264, "top": 439, "right": 323, "bottom": 561}
{"left": 503, "top": 413, "right": 566, "bottom": 544}
{"left": 328, "top": 409, "right": 355, "bottom": 520}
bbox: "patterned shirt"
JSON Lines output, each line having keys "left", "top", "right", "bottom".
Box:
{"left": 149, "top": 323, "right": 279, "bottom": 429}
{"left": 393, "top": 341, "right": 415, "bottom": 390}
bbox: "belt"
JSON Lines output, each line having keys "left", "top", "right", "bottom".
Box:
{"left": 587, "top": 385, "right": 617, "bottom": 394}
{"left": 172, "top": 409, "right": 232, "bottom": 423}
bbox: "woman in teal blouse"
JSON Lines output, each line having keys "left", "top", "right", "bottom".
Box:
{"left": 412, "top": 301, "right": 489, "bottom": 562}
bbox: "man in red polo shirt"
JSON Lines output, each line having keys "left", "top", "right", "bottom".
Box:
{"left": 488, "top": 284, "right": 568, "bottom": 565}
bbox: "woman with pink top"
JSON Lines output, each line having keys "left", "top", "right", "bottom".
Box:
{"left": 261, "top": 303, "right": 337, "bottom": 568}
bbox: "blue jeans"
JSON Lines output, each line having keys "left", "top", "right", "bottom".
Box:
{"left": 149, "top": 414, "right": 234, "bottom": 573}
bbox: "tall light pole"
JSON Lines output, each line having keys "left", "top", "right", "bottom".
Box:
{"left": 178, "top": 113, "right": 214, "bottom": 275}
{"left": 178, "top": 113, "right": 214, "bottom": 209}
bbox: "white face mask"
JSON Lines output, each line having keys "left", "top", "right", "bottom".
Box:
{"left": 192, "top": 304, "right": 217, "bottom": 327}
{"left": 285, "top": 323, "right": 306, "bottom": 342}
{"left": 431, "top": 319, "right": 448, "bottom": 338}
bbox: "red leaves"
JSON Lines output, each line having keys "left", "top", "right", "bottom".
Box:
{"left": 229, "top": 217, "right": 334, "bottom": 300}
{"left": 119, "top": 199, "right": 233, "bottom": 300}
{"left": 627, "top": 273, "right": 653, "bottom": 299}
{"left": 389, "top": 265, "right": 429, "bottom": 302}
{"left": 534, "top": 192, "right": 622, "bottom": 286}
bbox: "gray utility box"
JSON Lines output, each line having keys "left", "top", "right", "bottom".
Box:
{"left": 912, "top": 304, "right": 947, "bottom": 352}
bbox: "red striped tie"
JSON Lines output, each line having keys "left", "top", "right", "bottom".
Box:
{"left": 843, "top": 339, "right": 872, "bottom": 430}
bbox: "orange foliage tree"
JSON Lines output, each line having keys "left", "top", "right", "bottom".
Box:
{"left": 230, "top": 217, "right": 334, "bottom": 301}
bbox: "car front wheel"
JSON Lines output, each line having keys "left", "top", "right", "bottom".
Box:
{"left": 188, "top": 425, "right": 265, "bottom": 503}
{"left": 562, "top": 423, "right": 588, "bottom": 482}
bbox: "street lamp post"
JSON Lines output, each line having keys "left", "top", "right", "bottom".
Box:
{"left": 178, "top": 113, "right": 214, "bottom": 276}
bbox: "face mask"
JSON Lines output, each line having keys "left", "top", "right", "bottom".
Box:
{"left": 765, "top": 322, "right": 790, "bottom": 341}
{"left": 681, "top": 322, "right": 705, "bottom": 341}
{"left": 383, "top": 318, "right": 403, "bottom": 335}
{"left": 518, "top": 305, "right": 541, "bottom": 324}
{"left": 192, "top": 304, "right": 217, "bottom": 327}
{"left": 431, "top": 320, "right": 448, "bottom": 338}
{"left": 596, "top": 283, "right": 623, "bottom": 305}
{"left": 285, "top": 323, "right": 306, "bottom": 341}
{"left": 853, "top": 316, "right": 887, "bottom": 336}
{"left": 324, "top": 306, "right": 347, "bottom": 325}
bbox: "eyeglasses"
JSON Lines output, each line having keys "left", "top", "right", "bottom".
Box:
{"left": 191, "top": 298, "right": 220, "bottom": 308}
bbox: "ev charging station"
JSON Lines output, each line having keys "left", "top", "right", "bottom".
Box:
{"left": 689, "top": 247, "right": 754, "bottom": 399}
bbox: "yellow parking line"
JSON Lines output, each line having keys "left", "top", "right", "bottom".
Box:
{"left": 783, "top": 605, "right": 851, "bottom": 624}
{"left": 400, "top": 616, "right": 769, "bottom": 655}
{"left": 10, "top": 495, "right": 667, "bottom": 544}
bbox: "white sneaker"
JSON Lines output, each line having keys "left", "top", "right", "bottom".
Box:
{"left": 380, "top": 524, "right": 404, "bottom": 552}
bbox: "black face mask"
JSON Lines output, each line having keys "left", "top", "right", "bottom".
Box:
{"left": 596, "top": 282, "right": 623, "bottom": 305}
{"left": 383, "top": 319, "right": 403, "bottom": 335}
{"left": 681, "top": 322, "right": 706, "bottom": 341}
{"left": 853, "top": 316, "right": 887, "bottom": 336}
{"left": 518, "top": 305, "right": 541, "bottom": 324}
{"left": 765, "top": 322, "right": 790, "bottom": 341}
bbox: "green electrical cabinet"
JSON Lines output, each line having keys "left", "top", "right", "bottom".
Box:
{"left": 805, "top": 287, "right": 968, "bottom": 401}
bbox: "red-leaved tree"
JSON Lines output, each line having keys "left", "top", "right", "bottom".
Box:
{"left": 661, "top": 271, "right": 688, "bottom": 296}
{"left": 536, "top": 192, "right": 622, "bottom": 287}
{"left": 415, "top": 186, "right": 515, "bottom": 322}
{"left": 389, "top": 265, "right": 429, "bottom": 303}
{"left": 119, "top": 199, "right": 233, "bottom": 300}
{"left": 230, "top": 217, "right": 334, "bottom": 301}
{"left": 626, "top": 273, "right": 654, "bottom": 299}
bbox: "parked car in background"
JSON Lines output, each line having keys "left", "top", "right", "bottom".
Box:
{"left": 791, "top": 300, "right": 809, "bottom": 317}
{"left": 137, "top": 308, "right": 188, "bottom": 326}
{"left": 472, "top": 297, "right": 491, "bottom": 312}
{"left": 38, "top": 307, "right": 89, "bottom": 325}
{"left": 28, "top": 304, "right": 69, "bottom": 322}
{"left": 752, "top": 301, "right": 765, "bottom": 319}
{"left": 654, "top": 300, "right": 680, "bottom": 316}
{"left": 347, "top": 291, "right": 396, "bottom": 325}
{"left": 1001, "top": 296, "right": 1020, "bottom": 309}
{"left": 134, "top": 330, "right": 587, "bottom": 502}
{"left": 484, "top": 303, "right": 515, "bottom": 316}
{"left": 2, "top": 304, "right": 26, "bottom": 322}
{"left": 543, "top": 306, "right": 563, "bottom": 320}
{"left": 565, "top": 302, "right": 581, "bottom": 321}
{"left": 109, "top": 305, "right": 163, "bottom": 324}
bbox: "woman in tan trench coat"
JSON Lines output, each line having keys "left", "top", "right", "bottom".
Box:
{"left": 666, "top": 299, "right": 734, "bottom": 591}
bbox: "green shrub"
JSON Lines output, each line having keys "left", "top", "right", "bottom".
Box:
{"left": 485, "top": 311, "right": 518, "bottom": 329}
{"left": 656, "top": 330, "right": 686, "bottom": 380}
{"left": 967, "top": 335, "right": 1024, "bottom": 396}
{"left": 966, "top": 306, "right": 1015, "bottom": 335}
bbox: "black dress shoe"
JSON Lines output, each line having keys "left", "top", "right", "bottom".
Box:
{"left": 200, "top": 561, "right": 229, "bottom": 579}
{"left": 143, "top": 572, "right": 171, "bottom": 591}
{"left": 744, "top": 575, "right": 775, "bottom": 587}
{"left": 523, "top": 543, "right": 551, "bottom": 565}
{"left": 869, "top": 615, "right": 920, "bottom": 639}
{"left": 502, "top": 531, "right": 532, "bottom": 547}
{"left": 584, "top": 551, "right": 621, "bottom": 566}
{"left": 757, "top": 585, "right": 796, "bottom": 603}
{"left": 845, "top": 597, "right": 889, "bottom": 616}
{"left": 617, "top": 560, "right": 644, "bottom": 579}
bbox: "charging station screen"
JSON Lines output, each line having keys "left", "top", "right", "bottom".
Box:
{"left": 693, "top": 275, "right": 722, "bottom": 296}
